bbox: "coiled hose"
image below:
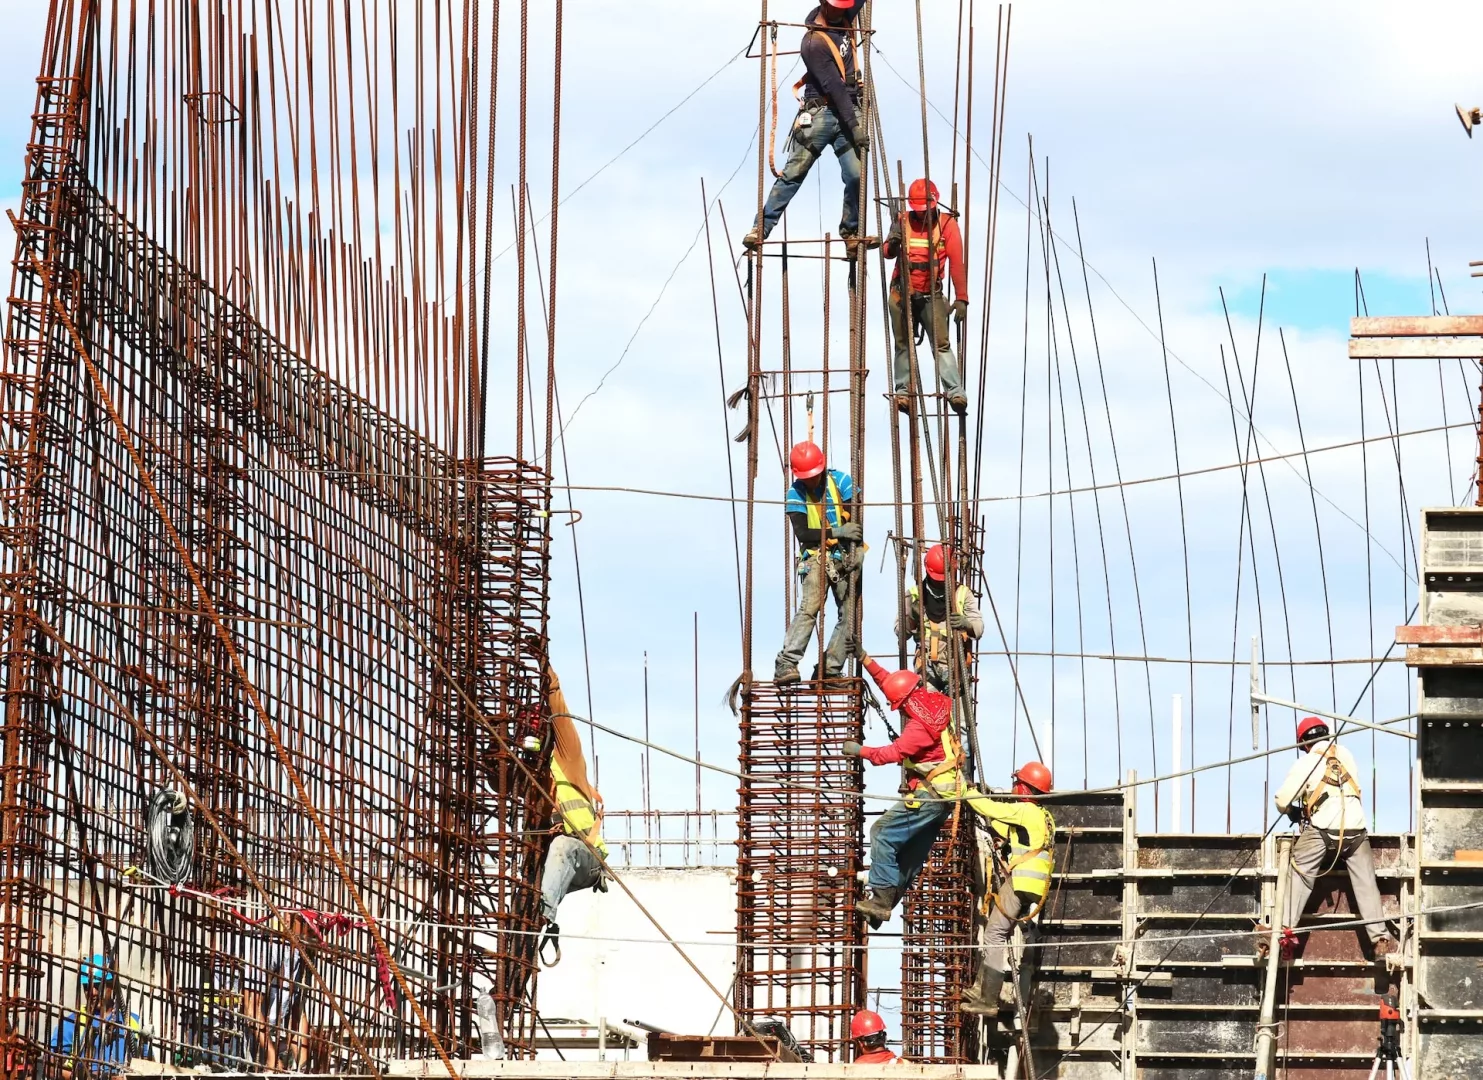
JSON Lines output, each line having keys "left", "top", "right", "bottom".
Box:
{"left": 146, "top": 788, "right": 194, "bottom": 884}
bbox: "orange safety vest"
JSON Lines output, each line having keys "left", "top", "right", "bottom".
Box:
{"left": 896, "top": 215, "right": 948, "bottom": 295}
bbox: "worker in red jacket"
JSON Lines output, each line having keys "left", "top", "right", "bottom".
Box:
{"left": 845, "top": 653, "right": 964, "bottom": 924}
{"left": 849, "top": 1009, "right": 899, "bottom": 1064}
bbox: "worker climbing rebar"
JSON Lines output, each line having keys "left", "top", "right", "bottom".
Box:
{"left": 743, "top": 0, "right": 875, "bottom": 253}
{"left": 960, "top": 762, "right": 1055, "bottom": 1022}
{"left": 883, "top": 178, "right": 969, "bottom": 414}
{"left": 775, "top": 440, "right": 861, "bottom": 684}
{"left": 896, "top": 543, "right": 983, "bottom": 693}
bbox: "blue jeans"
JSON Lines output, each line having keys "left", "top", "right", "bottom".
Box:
{"left": 540, "top": 834, "right": 604, "bottom": 924}
{"left": 755, "top": 105, "right": 861, "bottom": 240}
{"left": 867, "top": 796, "right": 955, "bottom": 892}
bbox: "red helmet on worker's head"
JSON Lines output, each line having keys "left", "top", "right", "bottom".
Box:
{"left": 823, "top": 0, "right": 855, "bottom": 7}
{"left": 1012, "top": 761, "right": 1053, "bottom": 796}
{"left": 790, "top": 440, "right": 826, "bottom": 481}
{"left": 850, "top": 1009, "right": 886, "bottom": 1040}
{"left": 924, "top": 544, "right": 949, "bottom": 582}
{"left": 880, "top": 668, "right": 921, "bottom": 711}
{"left": 1296, "top": 716, "right": 1329, "bottom": 745}
{"left": 908, "top": 178, "right": 940, "bottom": 213}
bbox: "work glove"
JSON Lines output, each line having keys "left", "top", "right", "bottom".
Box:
{"left": 832, "top": 521, "right": 863, "bottom": 543}
{"left": 842, "top": 740, "right": 863, "bottom": 758}
{"left": 952, "top": 299, "right": 969, "bottom": 326}
{"left": 1286, "top": 806, "right": 1305, "bottom": 827}
{"left": 849, "top": 121, "right": 868, "bottom": 153}
{"left": 948, "top": 612, "right": 973, "bottom": 631}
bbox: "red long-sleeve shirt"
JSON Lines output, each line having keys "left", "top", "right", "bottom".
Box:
{"left": 860, "top": 658, "right": 953, "bottom": 787}
{"left": 884, "top": 212, "right": 968, "bottom": 301}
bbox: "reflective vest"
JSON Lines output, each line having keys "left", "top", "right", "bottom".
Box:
{"left": 552, "top": 759, "right": 607, "bottom": 857}
{"left": 1304, "top": 744, "right": 1361, "bottom": 820}
{"left": 904, "top": 716, "right": 965, "bottom": 797}
{"left": 906, "top": 583, "right": 973, "bottom": 667}
{"left": 896, "top": 215, "right": 948, "bottom": 295}
{"left": 798, "top": 473, "right": 846, "bottom": 561}
{"left": 987, "top": 804, "right": 1056, "bottom": 900}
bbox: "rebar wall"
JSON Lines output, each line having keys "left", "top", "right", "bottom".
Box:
{"left": 0, "top": 0, "right": 562, "bottom": 1072}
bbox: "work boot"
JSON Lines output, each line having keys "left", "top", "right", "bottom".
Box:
{"left": 841, "top": 233, "right": 880, "bottom": 254}
{"left": 893, "top": 393, "right": 912, "bottom": 415}
{"left": 774, "top": 665, "right": 801, "bottom": 687}
{"left": 857, "top": 886, "right": 900, "bottom": 924}
{"left": 948, "top": 393, "right": 969, "bottom": 415}
{"left": 1372, "top": 936, "right": 1400, "bottom": 959}
{"left": 959, "top": 968, "right": 1006, "bottom": 1016}
{"left": 742, "top": 227, "right": 762, "bottom": 252}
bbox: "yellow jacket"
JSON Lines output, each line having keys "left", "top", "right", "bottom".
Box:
{"left": 966, "top": 793, "right": 1055, "bottom": 899}
{"left": 548, "top": 667, "right": 606, "bottom": 856}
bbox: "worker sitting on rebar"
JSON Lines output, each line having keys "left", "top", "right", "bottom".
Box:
{"left": 896, "top": 543, "right": 983, "bottom": 694}
{"left": 883, "top": 178, "right": 969, "bottom": 414}
{"left": 960, "top": 763, "right": 1056, "bottom": 1020}
{"left": 539, "top": 668, "right": 609, "bottom": 965}
{"left": 846, "top": 654, "right": 961, "bottom": 923}
{"left": 1268, "top": 716, "right": 1398, "bottom": 958}
{"left": 50, "top": 955, "right": 149, "bottom": 1080}
{"left": 775, "top": 440, "right": 861, "bottom": 684}
{"left": 743, "top": 0, "right": 873, "bottom": 253}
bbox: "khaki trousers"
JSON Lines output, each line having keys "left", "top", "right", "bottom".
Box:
{"left": 1283, "top": 825, "right": 1387, "bottom": 944}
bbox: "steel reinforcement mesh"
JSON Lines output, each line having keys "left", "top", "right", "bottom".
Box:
{"left": 900, "top": 817, "right": 977, "bottom": 1063}
{"left": 735, "top": 679, "right": 867, "bottom": 1062}
{"left": 0, "top": 160, "right": 552, "bottom": 1074}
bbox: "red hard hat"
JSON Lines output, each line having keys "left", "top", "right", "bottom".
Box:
{"left": 907, "top": 178, "right": 940, "bottom": 213}
{"left": 850, "top": 1009, "right": 885, "bottom": 1039}
{"left": 789, "top": 441, "right": 826, "bottom": 480}
{"left": 924, "top": 544, "right": 948, "bottom": 582}
{"left": 880, "top": 668, "right": 921, "bottom": 711}
{"left": 1296, "top": 716, "right": 1329, "bottom": 742}
{"left": 1012, "top": 761, "right": 1052, "bottom": 794}
{"left": 823, "top": 0, "right": 855, "bottom": 7}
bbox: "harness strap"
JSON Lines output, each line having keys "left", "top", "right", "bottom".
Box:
{"left": 791, "top": 16, "right": 856, "bottom": 99}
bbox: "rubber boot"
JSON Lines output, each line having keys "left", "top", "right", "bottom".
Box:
{"left": 857, "top": 886, "right": 900, "bottom": 924}
{"left": 959, "top": 966, "right": 1006, "bottom": 1016}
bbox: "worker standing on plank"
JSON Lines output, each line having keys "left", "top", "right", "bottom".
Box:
{"left": 883, "top": 178, "right": 969, "bottom": 414}
{"left": 960, "top": 763, "right": 1056, "bottom": 1018}
{"left": 538, "top": 667, "right": 609, "bottom": 963}
{"left": 897, "top": 543, "right": 983, "bottom": 694}
{"left": 849, "top": 1009, "right": 899, "bottom": 1064}
{"left": 1271, "top": 716, "right": 1398, "bottom": 957}
{"left": 846, "top": 653, "right": 961, "bottom": 923}
{"left": 743, "top": 0, "right": 874, "bottom": 253}
{"left": 50, "top": 955, "right": 149, "bottom": 1080}
{"left": 776, "top": 440, "right": 861, "bottom": 684}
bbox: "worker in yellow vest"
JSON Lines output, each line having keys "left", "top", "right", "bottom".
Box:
{"left": 960, "top": 762, "right": 1056, "bottom": 1019}
{"left": 539, "top": 668, "right": 608, "bottom": 961}
{"left": 897, "top": 543, "right": 982, "bottom": 693}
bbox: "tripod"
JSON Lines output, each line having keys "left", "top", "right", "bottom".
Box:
{"left": 1367, "top": 994, "right": 1413, "bottom": 1080}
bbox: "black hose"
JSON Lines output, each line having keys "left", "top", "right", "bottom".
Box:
{"left": 145, "top": 788, "right": 194, "bottom": 884}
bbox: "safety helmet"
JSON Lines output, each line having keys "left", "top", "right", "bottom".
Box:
{"left": 850, "top": 1009, "right": 886, "bottom": 1039}
{"left": 1296, "top": 716, "right": 1329, "bottom": 744}
{"left": 907, "top": 178, "right": 940, "bottom": 213}
{"left": 1012, "top": 761, "right": 1053, "bottom": 795}
{"left": 924, "top": 543, "right": 948, "bottom": 582}
{"left": 880, "top": 668, "right": 921, "bottom": 711}
{"left": 79, "top": 954, "right": 113, "bottom": 986}
{"left": 823, "top": 0, "right": 855, "bottom": 7}
{"left": 789, "top": 440, "right": 826, "bottom": 481}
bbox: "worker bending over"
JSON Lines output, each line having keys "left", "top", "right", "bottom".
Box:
{"left": 847, "top": 654, "right": 962, "bottom": 923}
{"left": 960, "top": 763, "right": 1055, "bottom": 1018}
{"left": 539, "top": 668, "right": 609, "bottom": 961}
{"left": 776, "top": 441, "right": 861, "bottom": 684}
{"left": 849, "top": 1009, "right": 898, "bottom": 1064}
{"left": 896, "top": 543, "right": 983, "bottom": 694}
{"left": 744, "top": 1, "right": 872, "bottom": 252}
{"left": 1272, "top": 716, "right": 1397, "bottom": 957}
{"left": 883, "top": 179, "right": 969, "bottom": 414}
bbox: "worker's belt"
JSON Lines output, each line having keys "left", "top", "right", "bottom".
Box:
{"left": 800, "top": 91, "right": 862, "bottom": 113}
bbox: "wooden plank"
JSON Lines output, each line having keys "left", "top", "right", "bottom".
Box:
{"left": 1405, "top": 646, "right": 1483, "bottom": 667}
{"left": 646, "top": 1034, "right": 797, "bottom": 1064}
{"left": 1351, "top": 315, "right": 1483, "bottom": 337}
{"left": 1349, "top": 337, "right": 1483, "bottom": 359}
{"left": 1397, "top": 625, "right": 1483, "bottom": 645}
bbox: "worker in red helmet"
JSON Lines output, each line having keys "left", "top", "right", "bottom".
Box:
{"left": 960, "top": 763, "right": 1057, "bottom": 1018}
{"left": 882, "top": 178, "right": 969, "bottom": 414}
{"left": 776, "top": 440, "right": 860, "bottom": 684}
{"left": 849, "top": 1008, "right": 898, "bottom": 1064}
{"left": 897, "top": 543, "right": 983, "bottom": 693}
{"left": 845, "top": 653, "right": 963, "bottom": 923}
{"left": 744, "top": 1, "right": 876, "bottom": 253}
{"left": 1270, "top": 716, "right": 1397, "bottom": 958}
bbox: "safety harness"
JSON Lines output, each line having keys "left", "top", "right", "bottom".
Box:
{"left": 797, "top": 473, "right": 846, "bottom": 561}
{"left": 1303, "top": 743, "right": 1361, "bottom": 820}
{"left": 792, "top": 14, "right": 859, "bottom": 102}
{"left": 982, "top": 806, "right": 1057, "bottom": 923}
{"left": 906, "top": 582, "right": 973, "bottom": 669}
{"left": 901, "top": 718, "right": 965, "bottom": 807}
{"left": 894, "top": 215, "right": 949, "bottom": 295}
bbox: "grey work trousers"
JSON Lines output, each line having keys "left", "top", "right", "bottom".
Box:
{"left": 775, "top": 553, "right": 858, "bottom": 678}
{"left": 981, "top": 880, "right": 1039, "bottom": 975}
{"left": 1283, "top": 825, "right": 1388, "bottom": 944}
{"left": 540, "top": 834, "right": 604, "bottom": 925}
{"left": 889, "top": 288, "right": 962, "bottom": 398}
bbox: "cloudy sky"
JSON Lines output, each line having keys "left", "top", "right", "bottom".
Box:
{"left": 2, "top": 1, "right": 1479, "bottom": 844}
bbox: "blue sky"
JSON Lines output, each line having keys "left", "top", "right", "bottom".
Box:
{"left": 2, "top": 1, "right": 1480, "bottom": 847}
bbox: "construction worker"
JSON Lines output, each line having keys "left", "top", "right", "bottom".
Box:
{"left": 539, "top": 668, "right": 608, "bottom": 962}
{"left": 743, "top": 1, "right": 871, "bottom": 252}
{"left": 50, "top": 955, "right": 149, "bottom": 1080}
{"left": 776, "top": 440, "right": 860, "bottom": 684}
{"left": 960, "top": 763, "right": 1056, "bottom": 1018}
{"left": 897, "top": 543, "right": 983, "bottom": 693}
{"left": 849, "top": 1009, "right": 898, "bottom": 1064}
{"left": 1272, "top": 716, "right": 1398, "bottom": 957}
{"left": 846, "top": 654, "right": 960, "bottom": 923}
{"left": 883, "top": 179, "right": 969, "bottom": 414}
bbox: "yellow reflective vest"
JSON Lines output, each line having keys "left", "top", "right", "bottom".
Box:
{"left": 965, "top": 794, "right": 1055, "bottom": 899}
{"left": 551, "top": 758, "right": 607, "bottom": 857}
